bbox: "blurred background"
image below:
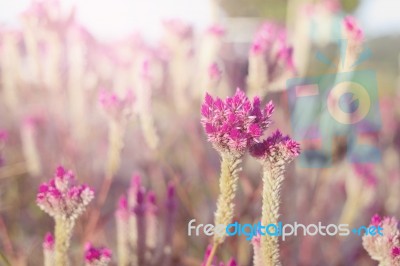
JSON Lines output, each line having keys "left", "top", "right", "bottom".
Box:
{"left": 0, "top": 0, "right": 400, "bottom": 265}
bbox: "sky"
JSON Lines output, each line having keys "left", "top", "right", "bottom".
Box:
{"left": 0, "top": 0, "right": 399, "bottom": 40}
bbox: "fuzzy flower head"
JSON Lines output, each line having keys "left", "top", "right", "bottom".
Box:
{"left": 201, "top": 89, "right": 274, "bottom": 155}
{"left": 363, "top": 214, "right": 400, "bottom": 265}
{"left": 208, "top": 63, "right": 222, "bottom": 81}
{"left": 43, "top": 232, "right": 54, "bottom": 251}
{"left": 250, "top": 130, "right": 300, "bottom": 164}
{"left": 343, "top": 16, "right": 364, "bottom": 47}
{"left": 251, "top": 22, "right": 296, "bottom": 75}
{"left": 99, "top": 89, "right": 134, "bottom": 121}
{"left": 36, "top": 166, "right": 94, "bottom": 220}
{"left": 84, "top": 243, "right": 112, "bottom": 266}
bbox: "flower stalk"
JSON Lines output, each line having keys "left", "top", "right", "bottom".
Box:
{"left": 250, "top": 130, "right": 300, "bottom": 265}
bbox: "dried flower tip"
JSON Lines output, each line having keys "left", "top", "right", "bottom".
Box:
{"left": 343, "top": 16, "right": 363, "bottom": 43}
{"left": 99, "top": 89, "right": 134, "bottom": 120}
{"left": 84, "top": 243, "right": 112, "bottom": 266}
{"left": 208, "top": 63, "right": 222, "bottom": 80}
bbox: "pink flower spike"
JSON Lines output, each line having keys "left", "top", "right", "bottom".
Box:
{"left": 36, "top": 166, "right": 94, "bottom": 220}
{"left": 99, "top": 89, "right": 134, "bottom": 120}
{"left": 0, "top": 130, "right": 8, "bottom": 142}
{"left": 208, "top": 63, "right": 222, "bottom": 80}
{"left": 43, "top": 232, "right": 54, "bottom": 251}
{"left": 343, "top": 16, "right": 364, "bottom": 43}
{"left": 207, "top": 24, "right": 225, "bottom": 36}
{"left": 201, "top": 89, "right": 274, "bottom": 155}
{"left": 249, "top": 130, "right": 300, "bottom": 163}
{"left": 84, "top": 243, "right": 112, "bottom": 265}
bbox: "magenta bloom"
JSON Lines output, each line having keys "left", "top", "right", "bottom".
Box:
{"left": 343, "top": 16, "right": 363, "bottom": 43}
{"left": 84, "top": 243, "right": 112, "bottom": 266}
{"left": 42, "top": 232, "right": 54, "bottom": 251}
{"left": 36, "top": 166, "right": 94, "bottom": 219}
{"left": 250, "top": 22, "right": 295, "bottom": 74}
{"left": 99, "top": 89, "right": 134, "bottom": 120}
{"left": 363, "top": 214, "right": 400, "bottom": 264}
{"left": 201, "top": 89, "right": 274, "bottom": 154}
{"left": 0, "top": 130, "right": 7, "bottom": 142}
{"left": 250, "top": 130, "right": 300, "bottom": 163}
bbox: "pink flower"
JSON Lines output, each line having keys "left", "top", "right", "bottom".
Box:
{"left": 36, "top": 166, "right": 94, "bottom": 220}
{"left": 343, "top": 16, "right": 363, "bottom": 43}
{"left": 249, "top": 130, "right": 300, "bottom": 163}
{"left": 363, "top": 214, "right": 400, "bottom": 265}
{"left": 250, "top": 22, "right": 296, "bottom": 78}
{"left": 206, "top": 24, "right": 225, "bottom": 37}
{"left": 116, "top": 195, "right": 129, "bottom": 221}
{"left": 99, "top": 89, "right": 134, "bottom": 120}
{"left": 208, "top": 63, "right": 222, "bottom": 81}
{"left": 201, "top": 89, "right": 274, "bottom": 154}
{"left": 352, "top": 163, "right": 377, "bottom": 187}
{"left": 43, "top": 232, "right": 54, "bottom": 251}
{"left": 84, "top": 243, "right": 112, "bottom": 266}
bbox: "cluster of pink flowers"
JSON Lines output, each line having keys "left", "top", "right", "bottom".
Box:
{"left": 201, "top": 89, "right": 274, "bottom": 154}
{"left": 99, "top": 89, "right": 134, "bottom": 120}
{"left": 115, "top": 174, "right": 176, "bottom": 265}
{"left": 84, "top": 243, "right": 112, "bottom": 266}
{"left": 202, "top": 245, "right": 236, "bottom": 266}
{"left": 249, "top": 130, "right": 301, "bottom": 163}
{"left": 343, "top": 16, "right": 364, "bottom": 43}
{"left": 36, "top": 166, "right": 94, "bottom": 220}
{"left": 363, "top": 214, "right": 400, "bottom": 265}
{"left": 251, "top": 22, "right": 295, "bottom": 74}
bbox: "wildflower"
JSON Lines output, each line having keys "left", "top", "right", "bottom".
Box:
{"left": 363, "top": 214, "right": 400, "bottom": 265}
{"left": 201, "top": 88, "right": 274, "bottom": 155}
{"left": 247, "top": 22, "right": 295, "bottom": 96}
{"left": 249, "top": 130, "right": 300, "bottom": 265}
{"left": 99, "top": 89, "right": 133, "bottom": 121}
{"left": 43, "top": 232, "right": 55, "bottom": 266}
{"left": 341, "top": 16, "right": 363, "bottom": 71}
{"left": 202, "top": 89, "right": 274, "bottom": 266}
{"left": 37, "top": 166, "right": 94, "bottom": 266}
{"left": 84, "top": 243, "right": 112, "bottom": 266}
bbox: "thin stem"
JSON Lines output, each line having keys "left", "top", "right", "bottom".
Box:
{"left": 205, "top": 243, "right": 218, "bottom": 266}
{"left": 55, "top": 218, "right": 73, "bottom": 266}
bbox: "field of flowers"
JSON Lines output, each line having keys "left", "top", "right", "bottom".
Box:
{"left": 0, "top": 0, "right": 400, "bottom": 265}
